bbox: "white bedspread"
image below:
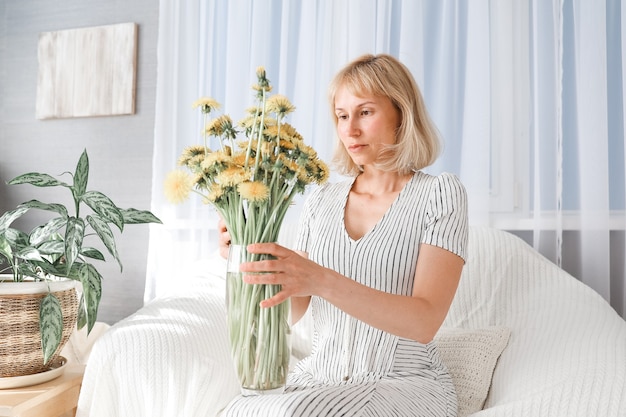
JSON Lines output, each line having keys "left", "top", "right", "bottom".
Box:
{"left": 443, "top": 227, "right": 626, "bottom": 416}
{"left": 76, "top": 228, "right": 626, "bottom": 417}
{"left": 76, "top": 256, "right": 240, "bottom": 417}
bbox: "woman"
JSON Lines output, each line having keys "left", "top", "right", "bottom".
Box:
{"left": 220, "top": 53, "right": 468, "bottom": 417}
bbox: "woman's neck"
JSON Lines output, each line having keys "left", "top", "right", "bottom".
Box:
{"left": 353, "top": 168, "right": 414, "bottom": 194}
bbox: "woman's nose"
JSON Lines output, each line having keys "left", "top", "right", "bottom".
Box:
{"left": 343, "top": 118, "right": 360, "bottom": 137}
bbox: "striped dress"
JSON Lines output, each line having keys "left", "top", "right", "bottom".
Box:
{"left": 223, "top": 171, "right": 468, "bottom": 417}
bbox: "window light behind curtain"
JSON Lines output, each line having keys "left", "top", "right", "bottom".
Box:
{"left": 147, "top": 0, "right": 626, "bottom": 320}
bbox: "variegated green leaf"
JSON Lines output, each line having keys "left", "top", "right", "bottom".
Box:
{"left": 19, "top": 200, "right": 68, "bottom": 217}
{"left": 29, "top": 217, "right": 66, "bottom": 246}
{"left": 63, "top": 263, "right": 84, "bottom": 280}
{"left": 16, "top": 262, "right": 39, "bottom": 279}
{"left": 86, "top": 215, "right": 122, "bottom": 270}
{"left": 0, "top": 206, "right": 29, "bottom": 232}
{"left": 39, "top": 293, "right": 63, "bottom": 364}
{"left": 15, "top": 246, "right": 44, "bottom": 262}
{"left": 81, "top": 247, "right": 105, "bottom": 261}
{"left": 77, "top": 293, "right": 87, "bottom": 330}
{"left": 79, "top": 263, "right": 102, "bottom": 333}
{"left": 8, "top": 172, "right": 69, "bottom": 188}
{"left": 82, "top": 191, "right": 124, "bottom": 231}
{"left": 4, "top": 227, "right": 29, "bottom": 248}
{"left": 0, "top": 235, "right": 13, "bottom": 265}
{"left": 64, "top": 217, "right": 85, "bottom": 273}
{"left": 121, "top": 208, "right": 162, "bottom": 225}
{"left": 73, "top": 149, "right": 89, "bottom": 198}
{"left": 33, "top": 260, "right": 65, "bottom": 277}
{"left": 37, "top": 239, "right": 65, "bottom": 256}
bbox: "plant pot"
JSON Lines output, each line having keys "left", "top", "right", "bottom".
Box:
{"left": 0, "top": 276, "right": 79, "bottom": 378}
{"left": 225, "top": 244, "right": 291, "bottom": 396}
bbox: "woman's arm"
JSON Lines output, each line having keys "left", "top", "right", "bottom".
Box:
{"left": 240, "top": 242, "right": 464, "bottom": 344}
{"left": 290, "top": 250, "right": 312, "bottom": 325}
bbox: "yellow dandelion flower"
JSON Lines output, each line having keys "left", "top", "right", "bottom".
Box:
{"left": 266, "top": 95, "right": 296, "bottom": 117}
{"left": 216, "top": 167, "right": 248, "bottom": 186}
{"left": 193, "top": 172, "right": 211, "bottom": 191}
{"left": 264, "top": 125, "right": 279, "bottom": 135}
{"left": 277, "top": 154, "right": 300, "bottom": 176}
{"left": 164, "top": 170, "right": 195, "bottom": 204}
{"left": 295, "top": 165, "right": 310, "bottom": 184}
{"left": 206, "top": 115, "right": 236, "bottom": 138}
{"left": 238, "top": 181, "right": 269, "bottom": 202}
{"left": 282, "top": 158, "right": 300, "bottom": 173}
{"left": 245, "top": 106, "right": 261, "bottom": 116}
{"left": 231, "top": 152, "right": 247, "bottom": 166}
{"left": 236, "top": 139, "right": 255, "bottom": 152}
{"left": 205, "top": 116, "right": 225, "bottom": 136}
{"left": 256, "top": 67, "right": 270, "bottom": 87}
{"left": 252, "top": 83, "right": 273, "bottom": 94}
{"left": 281, "top": 123, "right": 303, "bottom": 141}
{"left": 279, "top": 139, "right": 296, "bottom": 151}
{"left": 201, "top": 150, "right": 230, "bottom": 171}
{"left": 280, "top": 123, "right": 298, "bottom": 137}
{"left": 192, "top": 97, "right": 221, "bottom": 114}
{"left": 237, "top": 139, "right": 257, "bottom": 154}
{"left": 205, "top": 183, "right": 225, "bottom": 203}
{"left": 178, "top": 145, "right": 208, "bottom": 167}
{"left": 238, "top": 115, "right": 256, "bottom": 133}
{"left": 274, "top": 126, "right": 296, "bottom": 142}
{"left": 190, "top": 154, "right": 206, "bottom": 168}
{"left": 312, "top": 159, "right": 330, "bottom": 184}
{"left": 238, "top": 114, "right": 277, "bottom": 135}
{"left": 298, "top": 142, "right": 317, "bottom": 158}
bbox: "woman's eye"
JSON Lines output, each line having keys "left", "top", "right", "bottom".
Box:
{"left": 361, "top": 110, "right": 371, "bottom": 116}
{"left": 337, "top": 114, "right": 348, "bottom": 120}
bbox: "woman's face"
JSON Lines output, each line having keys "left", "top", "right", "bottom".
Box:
{"left": 334, "top": 85, "right": 401, "bottom": 167}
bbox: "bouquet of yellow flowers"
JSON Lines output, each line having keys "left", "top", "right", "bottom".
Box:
{"left": 164, "top": 67, "right": 329, "bottom": 394}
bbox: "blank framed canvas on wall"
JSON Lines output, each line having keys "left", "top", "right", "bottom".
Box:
{"left": 36, "top": 22, "right": 137, "bottom": 120}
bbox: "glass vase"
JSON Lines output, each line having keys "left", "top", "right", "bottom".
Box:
{"left": 225, "top": 244, "right": 291, "bottom": 396}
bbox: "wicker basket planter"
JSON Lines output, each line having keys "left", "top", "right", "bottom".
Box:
{"left": 0, "top": 277, "right": 79, "bottom": 378}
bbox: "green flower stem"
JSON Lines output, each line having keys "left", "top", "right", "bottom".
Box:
{"left": 253, "top": 90, "right": 267, "bottom": 173}
{"left": 227, "top": 245, "right": 290, "bottom": 392}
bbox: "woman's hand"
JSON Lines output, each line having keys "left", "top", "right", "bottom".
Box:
{"left": 217, "top": 217, "right": 231, "bottom": 259}
{"left": 239, "top": 243, "right": 312, "bottom": 323}
{"left": 238, "top": 242, "right": 322, "bottom": 309}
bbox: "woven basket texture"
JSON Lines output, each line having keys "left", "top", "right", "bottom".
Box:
{"left": 0, "top": 287, "right": 78, "bottom": 377}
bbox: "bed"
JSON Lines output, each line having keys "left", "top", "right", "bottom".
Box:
{"left": 74, "top": 227, "right": 626, "bottom": 416}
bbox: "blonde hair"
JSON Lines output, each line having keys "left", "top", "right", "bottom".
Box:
{"left": 328, "top": 54, "right": 441, "bottom": 176}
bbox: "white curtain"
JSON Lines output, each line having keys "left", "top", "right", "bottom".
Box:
{"left": 528, "top": 0, "right": 624, "bottom": 315}
{"left": 147, "top": 0, "right": 626, "bottom": 319}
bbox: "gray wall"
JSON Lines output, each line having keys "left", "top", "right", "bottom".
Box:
{"left": 0, "top": 0, "right": 160, "bottom": 324}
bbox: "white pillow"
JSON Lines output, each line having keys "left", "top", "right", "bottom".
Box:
{"left": 434, "top": 326, "right": 511, "bottom": 417}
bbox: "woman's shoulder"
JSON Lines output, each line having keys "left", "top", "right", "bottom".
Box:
{"left": 414, "top": 170, "right": 462, "bottom": 183}
{"left": 413, "top": 171, "right": 465, "bottom": 193}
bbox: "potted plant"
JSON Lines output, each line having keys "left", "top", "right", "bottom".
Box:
{"left": 0, "top": 149, "right": 161, "bottom": 377}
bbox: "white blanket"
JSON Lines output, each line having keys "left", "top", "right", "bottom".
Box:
{"left": 76, "top": 227, "right": 626, "bottom": 416}
{"left": 443, "top": 227, "right": 626, "bottom": 416}
{"left": 76, "top": 257, "right": 240, "bottom": 417}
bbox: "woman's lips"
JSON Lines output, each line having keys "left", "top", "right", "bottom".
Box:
{"left": 348, "top": 144, "right": 366, "bottom": 152}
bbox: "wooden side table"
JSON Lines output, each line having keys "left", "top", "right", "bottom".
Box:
{"left": 0, "top": 365, "right": 85, "bottom": 417}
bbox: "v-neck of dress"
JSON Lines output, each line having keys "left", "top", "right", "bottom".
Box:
{"left": 342, "top": 172, "right": 417, "bottom": 243}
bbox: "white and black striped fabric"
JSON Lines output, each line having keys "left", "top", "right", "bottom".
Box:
{"left": 223, "top": 171, "right": 468, "bottom": 417}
